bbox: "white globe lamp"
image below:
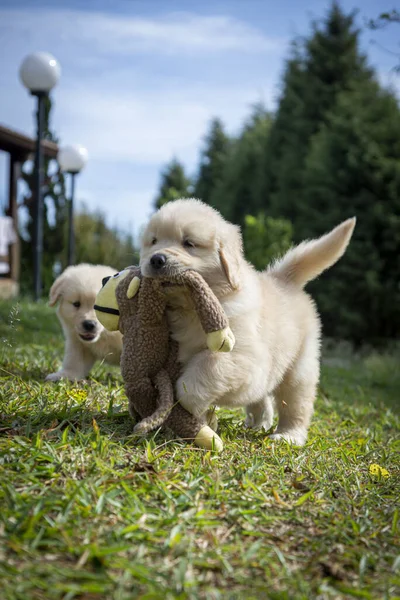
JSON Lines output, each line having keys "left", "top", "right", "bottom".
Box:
{"left": 19, "top": 52, "right": 61, "bottom": 301}
{"left": 58, "top": 145, "right": 88, "bottom": 174}
{"left": 58, "top": 145, "right": 89, "bottom": 266}
{"left": 19, "top": 52, "right": 61, "bottom": 94}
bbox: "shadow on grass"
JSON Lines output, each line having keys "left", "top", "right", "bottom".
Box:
{"left": 0, "top": 405, "right": 144, "bottom": 443}
{"left": 0, "top": 353, "right": 123, "bottom": 385}
{"left": 1, "top": 365, "right": 51, "bottom": 382}
{"left": 0, "top": 399, "right": 270, "bottom": 456}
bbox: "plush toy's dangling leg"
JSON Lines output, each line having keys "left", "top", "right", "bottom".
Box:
{"left": 133, "top": 369, "right": 174, "bottom": 435}
{"left": 194, "top": 425, "right": 223, "bottom": 452}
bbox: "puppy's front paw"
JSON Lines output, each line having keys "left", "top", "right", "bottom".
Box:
{"left": 206, "top": 327, "right": 235, "bottom": 353}
{"left": 46, "top": 371, "right": 65, "bottom": 382}
{"left": 45, "top": 371, "right": 80, "bottom": 382}
{"left": 269, "top": 430, "right": 307, "bottom": 446}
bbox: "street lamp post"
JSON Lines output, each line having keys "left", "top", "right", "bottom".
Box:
{"left": 19, "top": 52, "right": 61, "bottom": 301}
{"left": 58, "top": 145, "right": 88, "bottom": 266}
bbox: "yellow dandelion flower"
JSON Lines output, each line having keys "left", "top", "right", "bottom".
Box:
{"left": 68, "top": 389, "right": 88, "bottom": 403}
{"left": 369, "top": 463, "right": 389, "bottom": 478}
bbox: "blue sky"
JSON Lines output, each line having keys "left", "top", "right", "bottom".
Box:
{"left": 0, "top": 0, "right": 398, "bottom": 239}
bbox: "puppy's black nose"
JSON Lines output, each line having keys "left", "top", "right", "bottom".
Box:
{"left": 82, "top": 320, "right": 97, "bottom": 332}
{"left": 150, "top": 253, "right": 167, "bottom": 270}
{"left": 102, "top": 276, "right": 111, "bottom": 287}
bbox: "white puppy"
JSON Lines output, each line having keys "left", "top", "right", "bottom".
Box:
{"left": 46, "top": 264, "right": 122, "bottom": 381}
{"left": 140, "top": 199, "right": 355, "bottom": 445}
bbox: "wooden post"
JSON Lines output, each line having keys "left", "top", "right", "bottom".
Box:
{"left": 8, "top": 154, "right": 21, "bottom": 284}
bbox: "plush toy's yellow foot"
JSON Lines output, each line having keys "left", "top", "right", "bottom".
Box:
{"left": 206, "top": 327, "right": 235, "bottom": 353}
{"left": 194, "top": 425, "right": 223, "bottom": 452}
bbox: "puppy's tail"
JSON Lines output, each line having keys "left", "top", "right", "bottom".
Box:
{"left": 269, "top": 218, "right": 356, "bottom": 288}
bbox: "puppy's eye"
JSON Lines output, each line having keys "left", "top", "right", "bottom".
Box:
{"left": 183, "top": 239, "right": 195, "bottom": 249}
{"left": 151, "top": 237, "right": 157, "bottom": 245}
{"left": 113, "top": 273, "right": 121, "bottom": 279}
{"left": 72, "top": 301, "right": 81, "bottom": 308}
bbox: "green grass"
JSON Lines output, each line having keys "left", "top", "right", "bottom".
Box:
{"left": 0, "top": 300, "right": 399, "bottom": 600}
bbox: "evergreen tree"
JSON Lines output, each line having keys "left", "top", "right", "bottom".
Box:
{"left": 243, "top": 213, "right": 293, "bottom": 271}
{"left": 263, "top": 2, "right": 372, "bottom": 226}
{"left": 194, "top": 118, "right": 231, "bottom": 205}
{"left": 74, "top": 205, "right": 139, "bottom": 269}
{"left": 210, "top": 105, "right": 272, "bottom": 224}
{"left": 261, "top": 53, "right": 305, "bottom": 221}
{"left": 148, "top": 2, "right": 400, "bottom": 343}
{"left": 301, "top": 79, "right": 400, "bottom": 341}
{"left": 154, "top": 159, "right": 192, "bottom": 209}
{"left": 20, "top": 97, "right": 67, "bottom": 295}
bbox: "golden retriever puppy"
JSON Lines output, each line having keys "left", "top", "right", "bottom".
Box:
{"left": 46, "top": 264, "right": 122, "bottom": 381}
{"left": 140, "top": 199, "right": 355, "bottom": 446}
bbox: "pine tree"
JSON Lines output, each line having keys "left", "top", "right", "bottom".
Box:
{"left": 262, "top": 53, "right": 305, "bottom": 221}
{"left": 194, "top": 118, "right": 230, "bottom": 205}
{"left": 243, "top": 213, "right": 293, "bottom": 271}
{"left": 301, "top": 79, "right": 400, "bottom": 341}
{"left": 263, "top": 2, "right": 372, "bottom": 227}
{"left": 210, "top": 105, "right": 272, "bottom": 224}
{"left": 20, "top": 97, "right": 67, "bottom": 295}
{"left": 74, "top": 205, "right": 139, "bottom": 268}
{"left": 154, "top": 159, "right": 192, "bottom": 210}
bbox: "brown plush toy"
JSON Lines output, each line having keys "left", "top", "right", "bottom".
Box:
{"left": 94, "top": 267, "right": 235, "bottom": 451}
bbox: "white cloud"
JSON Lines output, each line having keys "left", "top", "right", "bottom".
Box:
{"left": 0, "top": 5, "right": 279, "bottom": 167}
{"left": 0, "top": 8, "right": 284, "bottom": 57}
{"left": 56, "top": 82, "right": 273, "bottom": 167}
{"left": 0, "top": 5, "right": 282, "bottom": 236}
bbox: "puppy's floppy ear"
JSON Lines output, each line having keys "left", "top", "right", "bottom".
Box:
{"left": 218, "top": 223, "right": 243, "bottom": 291}
{"left": 49, "top": 275, "right": 64, "bottom": 307}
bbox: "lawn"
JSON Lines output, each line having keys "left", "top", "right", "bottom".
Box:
{"left": 0, "top": 300, "right": 399, "bottom": 600}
